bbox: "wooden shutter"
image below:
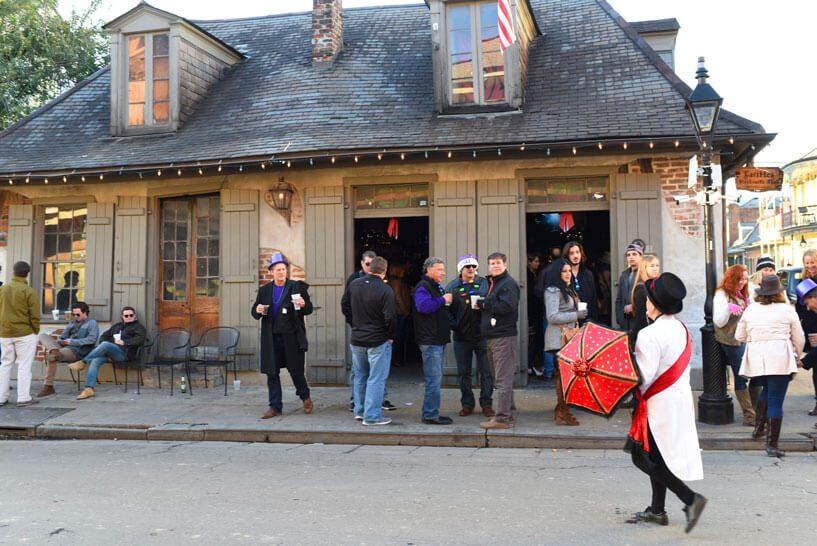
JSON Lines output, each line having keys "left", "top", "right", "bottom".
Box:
{"left": 304, "top": 186, "right": 346, "bottom": 384}
{"left": 477, "top": 179, "right": 526, "bottom": 385}
{"left": 612, "top": 173, "right": 663, "bottom": 327}
{"left": 84, "top": 202, "right": 114, "bottom": 321}
{"left": 113, "top": 197, "right": 148, "bottom": 317}
{"left": 7, "top": 204, "right": 35, "bottom": 269}
{"left": 432, "top": 180, "right": 477, "bottom": 383}
{"left": 220, "top": 189, "right": 259, "bottom": 369}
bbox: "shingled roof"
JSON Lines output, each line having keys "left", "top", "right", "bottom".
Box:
{"left": 0, "top": 0, "right": 771, "bottom": 176}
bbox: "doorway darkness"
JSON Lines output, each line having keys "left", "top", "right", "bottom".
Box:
{"left": 353, "top": 216, "right": 429, "bottom": 379}
{"left": 526, "top": 210, "right": 612, "bottom": 325}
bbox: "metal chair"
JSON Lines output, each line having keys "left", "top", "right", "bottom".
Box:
{"left": 188, "top": 327, "right": 240, "bottom": 396}
{"left": 140, "top": 328, "right": 191, "bottom": 396}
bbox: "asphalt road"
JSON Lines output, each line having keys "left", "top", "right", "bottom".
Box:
{"left": 0, "top": 440, "right": 815, "bottom": 544}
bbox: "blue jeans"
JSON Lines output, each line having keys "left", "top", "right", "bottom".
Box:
{"left": 349, "top": 344, "right": 388, "bottom": 402}
{"left": 541, "top": 319, "right": 554, "bottom": 379}
{"left": 756, "top": 375, "right": 791, "bottom": 419}
{"left": 419, "top": 344, "right": 445, "bottom": 420}
{"left": 719, "top": 343, "right": 747, "bottom": 390}
{"left": 83, "top": 342, "right": 128, "bottom": 388}
{"left": 351, "top": 342, "right": 393, "bottom": 421}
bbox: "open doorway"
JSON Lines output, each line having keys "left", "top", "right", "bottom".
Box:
{"left": 526, "top": 210, "right": 612, "bottom": 325}
{"left": 353, "top": 216, "right": 429, "bottom": 380}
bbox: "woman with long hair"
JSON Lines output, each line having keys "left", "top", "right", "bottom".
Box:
{"left": 736, "top": 275, "right": 805, "bottom": 457}
{"left": 628, "top": 254, "right": 660, "bottom": 351}
{"left": 713, "top": 264, "right": 755, "bottom": 425}
{"left": 797, "top": 249, "right": 817, "bottom": 415}
{"left": 544, "top": 258, "right": 587, "bottom": 426}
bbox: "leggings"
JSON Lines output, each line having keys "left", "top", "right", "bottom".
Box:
{"left": 632, "top": 431, "right": 696, "bottom": 513}
{"left": 755, "top": 375, "right": 791, "bottom": 419}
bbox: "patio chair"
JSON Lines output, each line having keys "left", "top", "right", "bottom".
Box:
{"left": 188, "top": 327, "right": 240, "bottom": 396}
{"left": 139, "top": 328, "right": 191, "bottom": 396}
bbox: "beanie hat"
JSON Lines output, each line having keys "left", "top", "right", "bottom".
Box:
{"left": 624, "top": 243, "right": 643, "bottom": 256}
{"left": 457, "top": 253, "right": 479, "bottom": 272}
{"left": 755, "top": 256, "right": 775, "bottom": 272}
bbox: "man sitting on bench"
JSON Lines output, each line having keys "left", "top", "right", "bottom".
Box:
{"left": 37, "top": 301, "right": 99, "bottom": 397}
{"left": 69, "top": 306, "right": 146, "bottom": 400}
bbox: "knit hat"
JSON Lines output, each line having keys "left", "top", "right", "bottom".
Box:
{"left": 624, "top": 243, "right": 643, "bottom": 256}
{"left": 755, "top": 256, "right": 775, "bottom": 272}
{"left": 457, "top": 253, "right": 479, "bottom": 272}
{"left": 796, "top": 278, "right": 817, "bottom": 303}
{"left": 267, "top": 252, "right": 289, "bottom": 270}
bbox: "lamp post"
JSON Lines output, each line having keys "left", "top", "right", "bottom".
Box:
{"left": 687, "top": 57, "right": 734, "bottom": 425}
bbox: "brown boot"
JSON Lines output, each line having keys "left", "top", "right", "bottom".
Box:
{"left": 766, "top": 417, "right": 785, "bottom": 458}
{"left": 303, "top": 398, "right": 313, "bottom": 414}
{"left": 459, "top": 407, "right": 474, "bottom": 416}
{"left": 481, "top": 406, "right": 495, "bottom": 418}
{"left": 37, "top": 385, "right": 56, "bottom": 398}
{"left": 480, "top": 418, "right": 509, "bottom": 430}
{"left": 752, "top": 399, "right": 767, "bottom": 439}
{"left": 68, "top": 361, "right": 87, "bottom": 372}
{"left": 76, "top": 387, "right": 94, "bottom": 400}
{"left": 555, "top": 403, "right": 579, "bottom": 426}
{"left": 735, "top": 389, "right": 755, "bottom": 426}
{"left": 261, "top": 408, "right": 280, "bottom": 419}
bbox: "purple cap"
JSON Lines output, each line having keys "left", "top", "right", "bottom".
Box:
{"left": 267, "top": 252, "right": 289, "bottom": 270}
{"left": 796, "top": 278, "right": 817, "bottom": 303}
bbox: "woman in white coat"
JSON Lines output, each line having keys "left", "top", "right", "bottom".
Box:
{"left": 625, "top": 273, "right": 707, "bottom": 533}
{"left": 735, "top": 274, "right": 805, "bottom": 457}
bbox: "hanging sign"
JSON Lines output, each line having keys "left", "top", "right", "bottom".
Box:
{"left": 735, "top": 167, "right": 783, "bottom": 192}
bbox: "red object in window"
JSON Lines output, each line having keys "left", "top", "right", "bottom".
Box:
{"left": 559, "top": 212, "right": 575, "bottom": 233}
{"left": 387, "top": 217, "right": 399, "bottom": 240}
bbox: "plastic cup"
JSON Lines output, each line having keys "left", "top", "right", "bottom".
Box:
{"left": 51, "top": 309, "right": 60, "bottom": 320}
{"left": 113, "top": 333, "right": 122, "bottom": 342}
{"left": 577, "top": 302, "right": 588, "bottom": 312}
{"left": 291, "top": 293, "right": 301, "bottom": 310}
{"left": 471, "top": 295, "right": 482, "bottom": 309}
{"left": 262, "top": 305, "right": 270, "bottom": 315}
{"left": 233, "top": 380, "right": 241, "bottom": 391}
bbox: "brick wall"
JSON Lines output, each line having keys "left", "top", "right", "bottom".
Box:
{"left": 258, "top": 249, "right": 306, "bottom": 286}
{"left": 0, "top": 190, "right": 30, "bottom": 248}
{"left": 627, "top": 157, "right": 701, "bottom": 238}
{"left": 179, "top": 39, "right": 230, "bottom": 122}
{"left": 312, "top": 0, "right": 343, "bottom": 64}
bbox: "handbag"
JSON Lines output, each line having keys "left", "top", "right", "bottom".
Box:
{"left": 558, "top": 323, "right": 580, "bottom": 345}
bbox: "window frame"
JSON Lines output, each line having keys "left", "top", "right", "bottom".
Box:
{"left": 121, "top": 30, "right": 172, "bottom": 133}
{"left": 37, "top": 204, "right": 88, "bottom": 320}
{"left": 445, "top": 0, "right": 509, "bottom": 109}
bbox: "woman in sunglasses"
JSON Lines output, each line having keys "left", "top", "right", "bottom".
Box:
{"left": 68, "top": 306, "right": 146, "bottom": 400}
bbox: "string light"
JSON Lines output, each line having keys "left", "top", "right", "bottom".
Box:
{"left": 198, "top": 167, "right": 203, "bottom": 175}
{"left": 7, "top": 179, "right": 12, "bottom": 185}
{"left": 99, "top": 173, "right": 104, "bottom": 180}
{"left": 261, "top": 161, "right": 266, "bottom": 169}
{"left": 331, "top": 156, "right": 336, "bottom": 164}
{"left": 622, "top": 142, "right": 628, "bottom": 150}
{"left": 424, "top": 151, "right": 429, "bottom": 159}
{"left": 177, "top": 168, "right": 182, "bottom": 176}
{"left": 546, "top": 147, "right": 551, "bottom": 156}
{"left": 286, "top": 160, "right": 291, "bottom": 168}
{"left": 598, "top": 142, "right": 603, "bottom": 150}
{"left": 138, "top": 172, "right": 143, "bottom": 179}
{"left": 497, "top": 148, "right": 502, "bottom": 156}
{"left": 157, "top": 169, "right": 162, "bottom": 176}
{"left": 81, "top": 175, "right": 86, "bottom": 182}
{"left": 674, "top": 140, "right": 680, "bottom": 147}
{"left": 377, "top": 153, "right": 382, "bottom": 160}
{"left": 44, "top": 178, "right": 49, "bottom": 184}
{"left": 239, "top": 165, "right": 243, "bottom": 172}
{"left": 400, "top": 153, "right": 405, "bottom": 160}
{"left": 25, "top": 174, "right": 30, "bottom": 183}
{"left": 447, "top": 151, "right": 452, "bottom": 158}
{"left": 520, "top": 143, "right": 526, "bottom": 151}
{"left": 728, "top": 137, "right": 735, "bottom": 145}
{"left": 62, "top": 175, "right": 67, "bottom": 183}
{"left": 309, "top": 158, "right": 314, "bottom": 166}
{"left": 702, "top": 141, "right": 708, "bottom": 149}
{"left": 354, "top": 156, "right": 359, "bottom": 163}
{"left": 649, "top": 141, "right": 654, "bottom": 149}
{"left": 572, "top": 146, "right": 577, "bottom": 155}
{"left": 472, "top": 150, "right": 476, "bottom": 158}
{"left": 218, "top": 161, "right": 223, "bottom": 172}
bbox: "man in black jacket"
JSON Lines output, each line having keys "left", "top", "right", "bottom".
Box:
{"left": 341, "top": 256, "right": 396, "bottom": 425}
{"left": 445, "top": 253, "right": 493, "bottom": 417}
{"left": 563, "top": 241, "right": 597, "bottom": 323}
{"left": 615, "top": 242, "right": 643, "bottom": 330}
{"left": 479, "top": 252, "right": 520, "bottom": 430}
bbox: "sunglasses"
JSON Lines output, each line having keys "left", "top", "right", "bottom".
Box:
{"left": 72, "top": 313, "right": 82, "bottom": 317}
{"left": 122, "top": 313, "right": 135, "bottom": 318}
{"left": 363, "top": 262, "right": 373, "bottom": 267}
{"left": 463, "top": 265, "right": 477, "bottom": 269}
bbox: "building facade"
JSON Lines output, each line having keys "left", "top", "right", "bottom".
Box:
{"left": 0, "top": 0, "right": 773, "bottom": 385}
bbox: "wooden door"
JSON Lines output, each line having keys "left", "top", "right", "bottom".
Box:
{"left": 158, "top": 195, "right": 220, "bottom": 338}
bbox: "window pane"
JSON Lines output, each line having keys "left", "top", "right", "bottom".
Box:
{"left": 208, "top": 279, "right": 220, "bottom": 297}
{"left": 208, "top": 239, "right": 219, "bottom": 257}
{"left": 176, "top": 242, "right": 187, "bottom": 261}
{"left": 163, "top": 282, "right": 175, "bottom": 301}
{"left": 163, "top": 242, "right": 175, "bottom": 260}
{"left": 128, "top": 103, "right": 144, "bottom": 126}
{"left": 449, "top": 5, "right": 474, "bottom": 105}
{"left": 128, "top": 36, "right": 145, "bottom": 80}
{"left": 480, "top": 3, "right": 505, "bottom": 103}
{"left": 153, "top": 55, "right": 169, "bottom": 79}
{"left": 153, "top": 102, "right": 169, "bottom": 123}
{"left": 209, "top": 258, "right": 219, "bottom": 277}
{"left": 197, "top": 238, "right": 208, "bottom": 256}
{"left": 153, "top": 79, "right": 169, "bottom": 101}
{"left": 196, "top": 258, "right": 207, "bottom": 277}
{"left": 196, "top": 278, "right": 208, "bottom": 296}
{"left": 58, "top": 234, "right": 71, "bottom": 256}
{"left": 44, "top": 235, "right": 57, "bottom": 261}
{"left": 175, "top": 262, "right": 187, "bottom": 281}
{"left": 176, "top": 220, "right": 188, "bottom": 242}
{"left": 153, "top": 34, "right": 169, "bottom": 56}
{"left": 175, "top": 282, "right": 186, "bottom": 299}
{"left": 163, "top": 261, "right": 174, "bottom": 282}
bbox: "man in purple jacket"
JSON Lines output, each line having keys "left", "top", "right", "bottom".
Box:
{"left": 412, "top": 257, "right": 453, "bottom": 425}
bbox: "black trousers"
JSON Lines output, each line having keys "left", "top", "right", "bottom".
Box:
{"left": 266, "top": 333, "right": 310, "bottom": 411}
{"left": 631, "top": 431, "right": 696, "bottom": 513}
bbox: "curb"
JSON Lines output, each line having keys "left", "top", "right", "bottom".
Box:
{"left": 25, "top": 424, "right": 817, "bottom": 451}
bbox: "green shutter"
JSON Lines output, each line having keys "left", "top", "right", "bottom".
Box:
{"left": 84, "top": 202, "right": 114, "bottom": 321}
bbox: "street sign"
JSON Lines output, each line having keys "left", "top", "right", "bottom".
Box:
{"left": 735, "top": 167, "right": 783, "bottom": 192}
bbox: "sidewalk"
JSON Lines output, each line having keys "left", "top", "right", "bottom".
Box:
{"left": 2, "top": 373, "right": 816, "bottom": 451}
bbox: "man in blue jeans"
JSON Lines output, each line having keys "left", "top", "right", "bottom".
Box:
{"left": 69, "top": 306, "right": 146, "bottom": 400}
{"left": 413, "top": 257, "right": 453, "bottom": 425}
{"left": 341, "top": 256, "right": 396, "bottom": 426}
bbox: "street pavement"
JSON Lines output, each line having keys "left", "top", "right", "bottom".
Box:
{"left": 0, "top": 440, "right": 815, "bottom": 544}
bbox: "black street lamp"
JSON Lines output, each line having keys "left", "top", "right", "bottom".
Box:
{"left": 687, "top": 57, "right": 733, "bottom": 425}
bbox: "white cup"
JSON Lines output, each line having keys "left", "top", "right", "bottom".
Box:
{"left": 233, "top": 379, "right": 241, "bottom": 391}
{"left": 291, "top": 293, "right": 301, "bottom": 310}
{"left": 113, "top": 333, "right": 122, "bottom": 342}
{"left": 471, "top": 295, "right": 482, "bottom": 309}
{"left": 51, "top": 309, "right": 60, "bottom": 321}
{"left": 577, "top": 301, "right": 588, "bottom": 312}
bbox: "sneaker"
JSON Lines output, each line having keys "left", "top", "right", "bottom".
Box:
{"left": 354, "top": 415, "right": 363, "bottom": 421}
{"left": 683, "top": 494, "right": 707, "bottom": 534}
{"left": 626, "top": 507, "right": 669, "bottom": 526}
{"left": 0, "top": 400, "right": 7, "bottom": 406}
{"left": 362, "top": 418, "right": 392, "bottom": 426}
{"left": 422, "top": 416, "right": 453, "bottom": 425}
{"left": 16, "top": 399, "right": 40, "bottom": 407}
{"left": 76, "top": 387, "right": 95, "bottom": 400}
{"left": 381, "top": 400, "right": 397, "bottom": 411}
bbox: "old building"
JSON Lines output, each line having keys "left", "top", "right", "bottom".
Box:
{"left": 0, "top": 0, "right": 773, "bottom": 386}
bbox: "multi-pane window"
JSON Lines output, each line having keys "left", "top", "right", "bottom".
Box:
{"left": 355, "top": 184, "right": 429, "bottom": 210}
{"left": 41, "top": 206, "right": 87, "bottom": 314}
{"left": 161, "top": 201, "right": 189, "bottom": 301}
{"left": 448, "top": 2, "right": 506, "bottom": 106}
{"left": 194, "top": 196, "right": 220, "bottom": 298}
{"left": 527, "top": 177, "right": 610, "bottom": 204}
{"left": 128, "top": 32, "right": 170, "bottom": 127}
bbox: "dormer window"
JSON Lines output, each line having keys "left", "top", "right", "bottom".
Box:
{"left": 127, "top": 33, "right": 170, "bottom": 127}
{"left": 448, "top": 2, "right": 506, "bottom": 106}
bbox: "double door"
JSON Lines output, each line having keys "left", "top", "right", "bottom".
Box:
{"left": 158, "top": 195, "right": 220, "bottom": 338}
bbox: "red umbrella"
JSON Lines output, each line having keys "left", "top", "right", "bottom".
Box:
{"left": 556, "top": 323, "right": 639, "bottom": 416}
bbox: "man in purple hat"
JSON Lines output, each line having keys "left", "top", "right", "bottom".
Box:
{"left": 251, "top": 252, "right": 314, "bottom": 419}
{"left": 796, "top": 278, "right": 817, "bottom": 416}
{"left": 445, "top": 253, "right": 494, "bottom": 417}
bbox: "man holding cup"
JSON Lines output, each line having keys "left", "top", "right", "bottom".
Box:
{"left": 446, "top": 253, "right": 493, "bottom": 417}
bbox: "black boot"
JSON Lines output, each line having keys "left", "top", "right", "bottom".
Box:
{"left": 627, "top": 507, "right": 668, "bottom": 526}
{"left": 766, "top": 417, "right": 785, "bottom": 458}
{"left": 752, "top": 400, "right": 767, "bottom": 440}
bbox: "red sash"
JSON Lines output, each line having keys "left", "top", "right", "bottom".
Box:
{"left": 627, "top": 328, "right": 692, "bottom": 453}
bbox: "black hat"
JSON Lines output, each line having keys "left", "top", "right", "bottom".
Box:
{"left": 645, "top": 272, "right": 686, "bottom": 315}
{"left": 756, "top": 274, "right": 784, "bottom": 296}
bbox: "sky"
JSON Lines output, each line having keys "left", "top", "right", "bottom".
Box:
{"left": 57, "top": 0, "right": 816, "bottom": 167}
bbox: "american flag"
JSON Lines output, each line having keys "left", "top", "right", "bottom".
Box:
{"left": 498, "top": 0, "right": 515, "bottom": 52}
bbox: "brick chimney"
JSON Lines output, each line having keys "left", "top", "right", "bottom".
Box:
{"left": 312, "top": 0, "right": 343, "bottom": 66}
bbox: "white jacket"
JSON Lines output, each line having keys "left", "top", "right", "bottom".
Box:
{"left": 735, "top": 302, "right": 805, "bottom": 377}
{"left": 635, "top": 315, "right": 703, "bottom": 482}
